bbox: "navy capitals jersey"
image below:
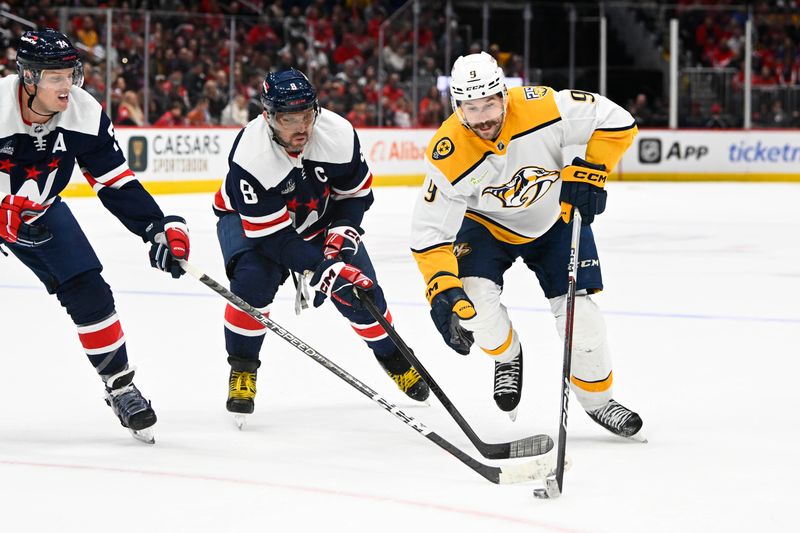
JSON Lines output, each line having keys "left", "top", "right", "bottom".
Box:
{"left": 213, "top": 108, "right": 373, "bottom": 272}
{"left": 0, "top": 76, "right": 162, "bottom": 236}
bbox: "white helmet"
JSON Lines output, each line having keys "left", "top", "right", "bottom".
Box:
{"left": 449, "top": 52, "right": 507, "bottom": 126}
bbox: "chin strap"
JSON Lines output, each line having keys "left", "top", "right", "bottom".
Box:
{"left": 22, "top": 84, "right": 58, "bottom": 119}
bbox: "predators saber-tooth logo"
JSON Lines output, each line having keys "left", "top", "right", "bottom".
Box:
{"left": 453, "top": 242, "right": 472, "bottom": 258}
{"left": 482, "top": 166, "right": 559, "bottom": 208}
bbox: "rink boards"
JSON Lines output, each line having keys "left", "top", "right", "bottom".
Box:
{"left": 60, "top": 127, "right": 800, "bottom": 196}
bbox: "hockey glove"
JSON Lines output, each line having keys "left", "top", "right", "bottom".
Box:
{"left": 0, "top": 194, "right": 52, "bottom": 247}
{"left": 560, "top": 157, "right": 608, "bottom": 226}
{"left": 322, "top": 221, "right": 362, "bottom": 261}
{"left": 310, "top": 258, "right": 374, "bottom": 309}
{"left": 426, "top": 273, "right": 476, "bottom": 355}
{"left": 145, "top": 215, "right": 190, "bottom": 279}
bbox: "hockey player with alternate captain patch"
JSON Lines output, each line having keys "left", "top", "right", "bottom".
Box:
{"left": 213, "top": 68, "right": 429, "bottom": 427}
{"left": 411, "top": 52, "right": 643, "bottom": 437}
{"left": 0, "top": 29, "right": 191, "bottom": 443}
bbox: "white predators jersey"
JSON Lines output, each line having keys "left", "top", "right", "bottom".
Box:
{"left": 410, "top": 86, "right": 637, "bottom": 282}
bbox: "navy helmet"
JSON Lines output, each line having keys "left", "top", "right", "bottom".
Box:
{"left": 260, "top": 68, "right": 318, "bottom": 115}
{"left": 16, "top": 28, "right": 83, "bottom": 87}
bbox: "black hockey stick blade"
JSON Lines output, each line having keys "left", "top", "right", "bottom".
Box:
{"left": 179, "top": 260, "right": 556, "bottom": 485}
{"left": 354, "top": 287, "right": 554, "bottom": 460}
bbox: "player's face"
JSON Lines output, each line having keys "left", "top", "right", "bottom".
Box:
{"left": 32, "top": 68, "right": 74, "bottom": 114}
{"left": 459, "top": 94, "right": 505, "bottom": 140}
{"left": 267, "top": 108, "right": 317, "bottom": 152}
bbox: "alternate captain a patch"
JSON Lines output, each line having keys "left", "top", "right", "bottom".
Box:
{"left": 432, "top": 137, "right": 454, "bottom": 160}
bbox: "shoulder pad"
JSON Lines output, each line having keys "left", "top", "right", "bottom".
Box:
{"left": 425, "top": 115, "right": 491, "bottom": 185}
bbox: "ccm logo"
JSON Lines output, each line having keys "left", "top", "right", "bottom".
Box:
{"left": 425, "top": 281, "right": 439, "bottom": 299}
{"left": 573, "top": 170, "right": 606, "bottom": 183}
{"left": 320, "top": 270, "right": 337, "bottom": 293}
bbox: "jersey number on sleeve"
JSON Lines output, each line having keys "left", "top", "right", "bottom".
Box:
{"left": 569, "top": 90, "right": 596, "bottom": 103}
{"left": 423, "top": 180, "right": 437, "bottom": 202}
{"left": 240, "top": 180, "right": 259, "bottom": 204}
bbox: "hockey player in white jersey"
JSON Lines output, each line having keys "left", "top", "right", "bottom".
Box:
{"left": 0, "top": 29, "right": 191, "bottom": 443}
{"left": 213, "top": 69, "right": 429, "bottom": 425}
{"left": 410, "top": 52, "right": 643, "bottom": 437}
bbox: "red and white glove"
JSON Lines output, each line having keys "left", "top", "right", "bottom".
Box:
{"left": 310, "top": 258, "right": 374, "bottom": 309}
{"left": 322, "top": 222, "right": 362, "bottom": 261}
{"left": 0, "top": 194, "right": 52, "bottom": 247}
{"left": 144, "top": 215, "right": 190, "bottom": 278}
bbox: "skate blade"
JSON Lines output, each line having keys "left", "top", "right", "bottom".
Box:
{"left": 129, "top": 427, "right": 155, "bottom": 444}
{"left": 626, "top": 431, "right": 648, "bottom": 444}
{"left": 507, "top": 407, "right": 518, "bottom": 422}
{"left": 233, "top": 414, "right": 248, "bottom": 430}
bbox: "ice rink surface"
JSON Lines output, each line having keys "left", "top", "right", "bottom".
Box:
{"left": 1, "top": 183, "right": 797, "bottom": 532}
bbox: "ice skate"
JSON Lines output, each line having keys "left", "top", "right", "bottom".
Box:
{"left": 104, "top": 366, "right": 157, "bottom": 444}
{"left": 586, "top": 399, "right": 646, "bottom": 442}
{"left": 227, "top": 356, "right": 259, "bottom": 429}
{"left": 493, "top": 349, "right": 523, "bottom": 421}
{"left": 376, "top": 349, "right": 430, "bottom": 403}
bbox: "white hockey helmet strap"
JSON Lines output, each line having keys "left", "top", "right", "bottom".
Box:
{"left": 449, "top": 52, "right": 507, "bottom": 126}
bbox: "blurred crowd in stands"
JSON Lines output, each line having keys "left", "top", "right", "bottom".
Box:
{"left": 2, "top": 0, "right": 799, "bottom": 129}
{"left": 0, "top": 0, "right": 467, "bottom": 128}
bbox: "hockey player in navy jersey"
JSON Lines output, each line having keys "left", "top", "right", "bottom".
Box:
{"left": 213, "top": 68, "right": 429, "bottom": 425}
{"left": 0, "top": 29, "right": 191, "bottom": 443}
{"left": 411, "top": 52, "right": 643, "bottom": 438}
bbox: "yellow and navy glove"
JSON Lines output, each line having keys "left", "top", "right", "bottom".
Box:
{"left": 426, "top": 272, "right": 476, "bottom": 355}
{"left": 560, "top": 156, "right": 608, "bottom": 225}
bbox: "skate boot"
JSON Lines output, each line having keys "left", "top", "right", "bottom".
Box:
{"left": 104, "top": 366, "right": 157, "bottom": 444}
{"left": 227, "top": 356, "right": 260, "bottom": 429}
{"left": 586, "top": 399, "right": 644, "bottom": 440}
{"left": 493, "top": 349, "right": 523, "bottom": 421}
{"left": 376, "top": 349, "right": 430, "bottom": 402}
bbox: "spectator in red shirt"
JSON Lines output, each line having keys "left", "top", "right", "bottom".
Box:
{"left": 382, "top": 72, "right": 404, "bottom": 104}
{"left": 154, "top": 101, "right": 187, "bottom": 127}
{"left": 346, "top": 102, "right": 369, "bottom": 128}
{"left": 333, "top": 33, "right": 364, "bottom": 65}
{"left": 247, "top": 17, "right": 280, "bottom": 51}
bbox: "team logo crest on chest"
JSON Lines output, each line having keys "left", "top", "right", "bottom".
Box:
{"left": 482, "top": 165, "right": 559, "bottom": 208}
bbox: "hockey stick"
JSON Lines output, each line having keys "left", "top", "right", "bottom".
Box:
{"left": 533, "top": 210, "right": 582, "bottom": 499}
{"left": 354, "top": 288, "right": 553, "bottom": 460}
{"left": 178, "top": 259, "right": 555, "bottom": 485}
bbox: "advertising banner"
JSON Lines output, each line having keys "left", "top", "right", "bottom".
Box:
{"left": 61, "top": 126, "right": 800, "bottom": 196}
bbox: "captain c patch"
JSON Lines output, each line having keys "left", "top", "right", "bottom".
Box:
{"left": 432, "top": 137, "right": 454, "bottom": 160}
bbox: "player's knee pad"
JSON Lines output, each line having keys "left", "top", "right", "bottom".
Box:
{"left": 462, "top": 276, "right": 519, "bottom": 362}
{"left": 55, "top": 269, "right": 115, "bottom": 325}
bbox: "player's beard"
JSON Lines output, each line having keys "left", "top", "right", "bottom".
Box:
{"left": 469, "top": 112, "right": 504, "bottom": 141}
{"left": 274, "top": 128, "right": 311, "bottom": 153}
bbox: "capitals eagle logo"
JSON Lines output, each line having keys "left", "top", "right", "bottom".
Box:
{"left": 482, "top": 166, "right": 560, "bottom": 208}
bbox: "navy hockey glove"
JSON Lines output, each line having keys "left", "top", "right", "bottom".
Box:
{"left": 560, "top": 157, "right": 608, "bottom": 226}
{"left": 322, "top": 221, "right": 362, "bottom": 262}
{"left": 0, "top": 195, "right": 52, "bottom": 247}
{"left": 145, "top": 215, "right": 190, "bottom": 279}
{"left": 426, "top": 273, "right": 476, "bottom": 355}
{"left": 310, "top": 258, "right": 374, "bottom": 309}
